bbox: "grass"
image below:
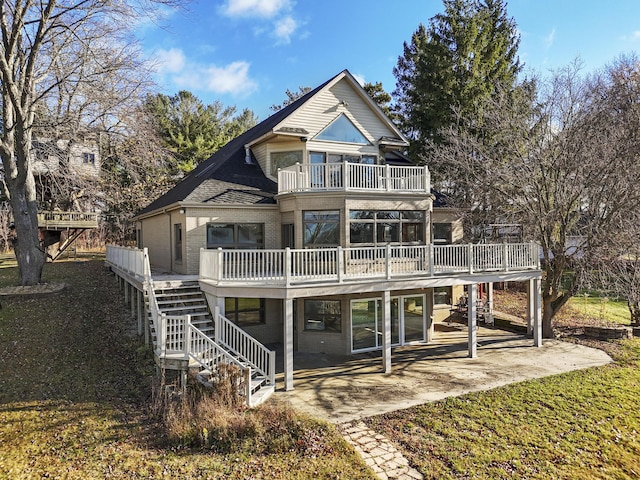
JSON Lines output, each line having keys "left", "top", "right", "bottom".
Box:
{"left": 4, "top": 257, "right": 640, "bottom": 478}
{"left": 364, "top": 340, "right": 640, "bottom": 479}
{"left": 0, "top": 254, "right": 374, "bottom": 479}
{"left": 568, "top": 295, "right": 631, "bottom": 325}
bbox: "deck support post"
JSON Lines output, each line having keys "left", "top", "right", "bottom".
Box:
{"left": 526, "top": 279, "right": 534, "bottom": 335}
{"left": 284, "top": 298, "right": 294, "bottom": 391}
{"left": 468, "top": 283, "right": 477, "bottom": 358}
{"left": 533, "top": 278, "right": 543, "bottom": 347}
{"left": 130, "top": 286, "right": 136, "bottom": 318}
{"left": 136, "top": 289, "right": 143, "bottom": 335}
{"left": 381, "top": 290, "right": 392, "bottom": 373}
{"left": 487, "top": 282, "right": 494, "bottom": 317}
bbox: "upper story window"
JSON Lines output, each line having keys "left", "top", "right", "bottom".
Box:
{"left": 316, "top": 114, "right": 369, "bottom": 145}
{"left": 206, "top": 223, "right": 264, "bottom": 249}
{"left": 83, "top": 152, "right": 95, "bottom": 164}
{"left": 271, "top": 150, "right": 302, "bottom": 176}
{"left": 303, "top": 210, "right": 340, "bottom": 247}
{"left": 349, "top": 210, "right": 425, "bottom": 245}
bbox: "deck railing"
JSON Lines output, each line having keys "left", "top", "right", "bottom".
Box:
{"left": 158, "top": 313, "right": 255, "bottom": 404}
{"left": 214, "top": 312, "right": 276, "bottom": 388}
{"left": 105, "top": 245, "right": 150, "bottom": 279}
{"left": 277, "top": 163, "right": 430, "bottom": 194}
{"left": 37, "top": 210, "right": 99, "bottom": 228}
{"left": 200, "top": 242, "right": 540, "bottom": 286}
{"left": 106, "top": 244, "right": 273, "bottom": 406}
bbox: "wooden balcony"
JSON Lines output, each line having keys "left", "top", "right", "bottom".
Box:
{"left": 277, "top": 163, "right": 430, "bottom": 195}
{"left": 37, "top": 211, "right": 99, "bottom": 230}
{"left": 199, "top": 243, "right": 540, "bottom": 290}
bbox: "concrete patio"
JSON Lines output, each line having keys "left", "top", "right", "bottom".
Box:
{"left": 272, "top": 322, "right": 612, "bottom": 423}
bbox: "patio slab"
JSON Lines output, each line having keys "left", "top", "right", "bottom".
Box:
{"left": 271, "top": 323, "right": 613, "bottom": 423}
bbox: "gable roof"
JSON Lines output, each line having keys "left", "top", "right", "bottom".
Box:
{"left": 135, "top": 70, "right": 408, "bottom": 218}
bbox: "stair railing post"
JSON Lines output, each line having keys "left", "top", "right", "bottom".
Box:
{"left": 184, "top": 315, "right": 191, "bottom": 360}
{"left": 285, "top": 247, "right": 292, "bottom": 287}
{"left": 245, "top": 367, "right": 252, "bottom": 407}
{"left": 214, "top": 304, "right": 221, "bottom": 345}
{"left": 159, "top": 313, "right": 167, "bottom": 357}
{"left": 269, "top": 350, "right": 276, "bottom": 386}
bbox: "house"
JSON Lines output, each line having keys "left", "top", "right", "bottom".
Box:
{"left": 117, "top": 70, "right": 542, "bottom": 399}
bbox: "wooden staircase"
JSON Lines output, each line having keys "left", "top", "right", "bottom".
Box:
{"left": 148, "top": 279, "right": 274, "bottom": 406}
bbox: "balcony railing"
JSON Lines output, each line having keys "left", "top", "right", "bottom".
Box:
{"left": 199, "top": 242, "right": 540, "bottom": 287}
{"left": 37, "top": 210, "right": 99, "bottom": 229}
{"left": 277, "top": 163, "right": 430, "bottom": 194}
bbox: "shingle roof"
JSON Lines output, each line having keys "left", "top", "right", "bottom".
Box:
{"left": 135, "top": 71, "right": 343, "bottom": 217}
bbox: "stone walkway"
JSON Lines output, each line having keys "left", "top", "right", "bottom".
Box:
{"left": 340, "top": 421, "right": 423, "bottom": 480}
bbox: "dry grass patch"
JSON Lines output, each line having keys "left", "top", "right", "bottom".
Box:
{"left": 0, "top": 257, "right": 375, "bottom": 479}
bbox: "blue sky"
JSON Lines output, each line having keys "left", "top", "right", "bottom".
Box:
{"left": 140, "top": 0, "right": 640, "bottom": 119}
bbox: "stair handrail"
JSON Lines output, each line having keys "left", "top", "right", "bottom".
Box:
{"left": 214, "top": 311, "right": 276, "bottom": 387}
{"left": 162, "top": 314, "right": 254, "bottom": 405}
{"left": 141, "top": 247, "right": 164, "bottom": 352}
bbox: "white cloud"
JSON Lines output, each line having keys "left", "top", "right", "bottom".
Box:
{"left": 274, "top": 15, "right": 297, "bottom": 44}
{"left": 544, "top": 28, "right": 556, "bottom": 48}
{"left": 221, "top": 0, "right": 290, "bottom": 18}
{"left": 153, "top": 48, "right": 186, "bottom": 73}
{"left": 152, "top": 48, "right": 258, "bottom": 97}
{"left": 352, "top": 73, "right": 365, "bottom": 86}
{"left": 202, "top": 62, "right": 258, "bottom": 96}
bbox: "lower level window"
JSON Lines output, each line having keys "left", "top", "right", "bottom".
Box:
{"left": 225, "top": 298, "right": 265, "bottom": 326}
{"left": 434, "top": 287, "right": 452, "bottom": 305}
{"left": 304, "top": 299, "right": 342, "bottom": 332}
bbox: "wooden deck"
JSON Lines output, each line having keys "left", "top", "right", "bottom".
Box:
{"left": 37, "top": 211, "right": 99, "bottom": 230}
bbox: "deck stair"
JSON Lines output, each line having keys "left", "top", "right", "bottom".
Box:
{"left": 152, "top": 280, "right": 214, "bottom": 336}
{"left": 146, "top": 278, "right": 275, "bottom": 406}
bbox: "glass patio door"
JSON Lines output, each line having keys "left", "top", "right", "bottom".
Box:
{"left": 351, "top": 294, "right": 425, "bottom": 352}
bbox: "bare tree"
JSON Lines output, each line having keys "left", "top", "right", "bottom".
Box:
{"left": 0, "top": 0, "right": 177, "bottom": 285}
{"left": 427, "top": 56, "right": 640, "bottom": 337}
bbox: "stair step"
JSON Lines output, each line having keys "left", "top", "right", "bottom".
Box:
{"left": 155, "top": 291, "right": 202, "bottom": 298}
{"left": 159, "top": 305, "right": 208, "bottom": 313}
{"left": 157, "top": 298, "right": 205, "bottom": 305}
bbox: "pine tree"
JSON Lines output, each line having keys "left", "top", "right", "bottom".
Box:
{"left": 393, "top": 0, "right": 521, "bottom": 159}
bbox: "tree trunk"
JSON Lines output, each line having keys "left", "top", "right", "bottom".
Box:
{"left": 542, "top": 294, "right": 555, "bottom": 338}
{"left": 9, "top": 183, "right": 45, "bottom": 286}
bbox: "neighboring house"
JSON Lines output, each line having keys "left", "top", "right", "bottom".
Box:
{"left": 32, "top": 137, "right": 101, "bottom": 178}
{"left": 130, "top": 70, "right": 543, "bottom": 393}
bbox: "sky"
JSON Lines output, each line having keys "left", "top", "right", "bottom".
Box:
{"left": 139, "top": 0, "right": 640, "bottom": 120}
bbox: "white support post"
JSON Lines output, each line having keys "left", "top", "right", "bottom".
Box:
{"left": 381, "top": 290, "right": 392, "bottom": 373}
{"left": 429, "top": 243, "right": 435, "bottom": 276}
{"left": 284, "top": 298, "right": 294, "bottom": 391}
{"left": 130, "top": 286, "right": 136, "bottom": 318}
{"left": 137, "top": 289, "right": 143, "bottom": 336}
{"left": 487, "top": 282, "right": 494, "bottom": 318}
{"left": 337, "top": 246, "right": 344, "bottom": 283}
{"left": 386, "top": 244, "right": 392, "bottom": 280}
{"left": 285, "top": 247, "right": 292, "bottom": 287}
{"left": 213, "top": 301, "right": 221, "bottom": 344}
{"left": 468, "top": 244, "right": 474, "bottom": 274}
{"left": 533, "top": 278, "right": 543, "bottom": 347}
{"left": 468, "top": 284, "right": 478, "bottom": 358}
{"left": 526, "top": 279, "right": 534, "bottom": 335}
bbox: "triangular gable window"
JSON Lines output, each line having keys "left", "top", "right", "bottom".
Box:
{"left": 316, "top": 114, "right": 370, "bottom": 145}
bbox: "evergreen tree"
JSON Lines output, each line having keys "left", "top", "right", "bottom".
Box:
{"left": 393, "top": 0, "right": 521, "bottom": 159}
{"left": 145, "top": 91, "right": 257, "bottom": 174}
{"left": 363, "top": 82, "right": 399, "bottom": 123}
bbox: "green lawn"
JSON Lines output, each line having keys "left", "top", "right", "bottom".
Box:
{"left": 0, "top": 256, "right": 374, "bottom": 479}
{"left": 3, "top": 256, "right": 640, "bottom": 478}
{"left": 364, "top": 340, "right": 640, "bottom": 479}
{"left": 568, "top": 295, "right": 631, "bottom": 325}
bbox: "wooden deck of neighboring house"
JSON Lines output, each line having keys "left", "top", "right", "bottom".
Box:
{"left": 37, "top": 211, "right": 99, "bottom": 260}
